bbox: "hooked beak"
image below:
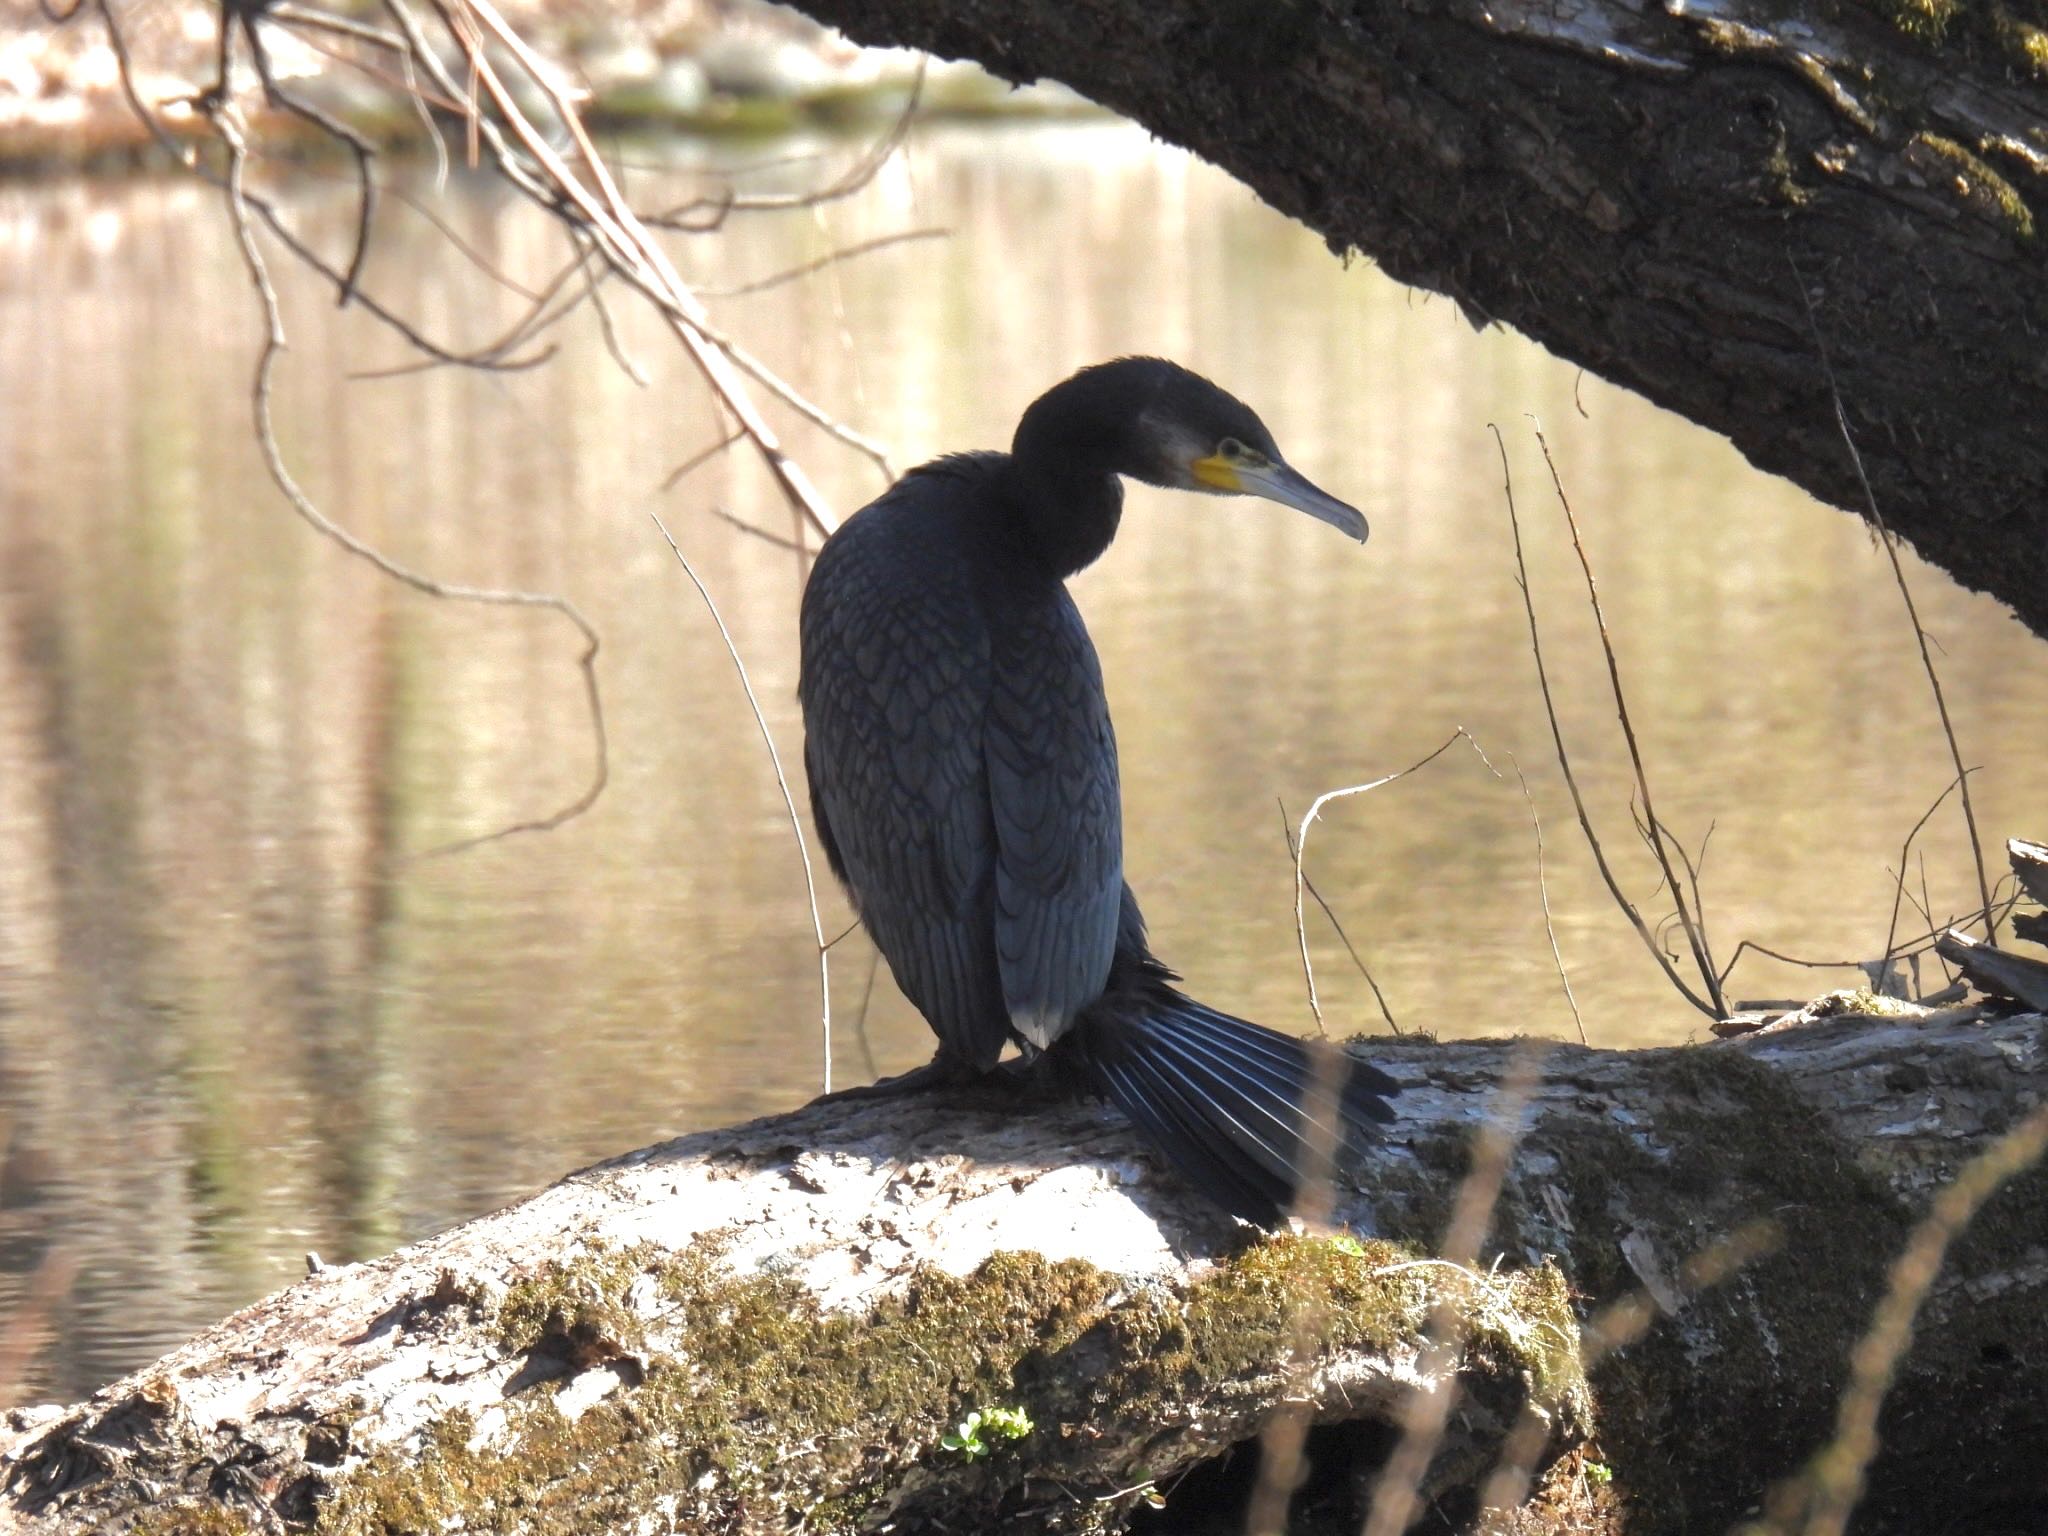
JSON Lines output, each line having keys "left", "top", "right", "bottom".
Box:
{"left": 1193, "top": 455, "right": 1370, "bottom": 543}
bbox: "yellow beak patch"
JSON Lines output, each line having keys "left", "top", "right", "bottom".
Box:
{"left": 1191, "top": 454, "right": 1243, "bottom": 492}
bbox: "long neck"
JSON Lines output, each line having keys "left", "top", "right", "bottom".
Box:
{"left": 1000, "top": 456, "right": 1123, "bottom": 578}
{"left": 1004, "top": 385, "right": 1131, "bottom": 578}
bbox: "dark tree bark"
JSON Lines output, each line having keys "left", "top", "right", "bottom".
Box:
{"left": 799, "top": 0, "right": 2048, "bottom": 638}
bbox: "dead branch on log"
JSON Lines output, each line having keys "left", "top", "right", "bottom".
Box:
{"left": 1934, "top": 928, "right": 2048, "bottom": 1012}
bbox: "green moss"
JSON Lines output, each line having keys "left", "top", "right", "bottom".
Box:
{"left": 316, "top": 1232, "right": 1585, "bottom": 1535}
{"left": 494, "top": 1243, "right": 654, "bottom": 1362}
{"left": 1991, "top": 4, "right": 2048, "bottom": 76}
{"left": 129, "top": 1508, "right": 260, "bottom": 1536}
{"left": 1909, "top": 131, "right": 2036, "bottom": 239}
{"left": 1867, "top": 0, "right": 1962, "bottom": 42}
{"left": 321, "top": 1245, "right": 1120, "bottom": 1535}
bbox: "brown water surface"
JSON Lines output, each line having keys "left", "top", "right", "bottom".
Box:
{"left": 2, "top": 122, "right": 2043, "bottom": 1399}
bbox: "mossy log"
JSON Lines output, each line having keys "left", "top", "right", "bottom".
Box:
{"left": 3, "top": 1004, "right": 2045, "bottom": 1535}
{"left": 791, "top": 0, "right": 2048, "bottom": 640}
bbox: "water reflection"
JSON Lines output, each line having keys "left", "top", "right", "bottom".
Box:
{"left": 1, "top": 121, "right": 2043, "bottom": 1399}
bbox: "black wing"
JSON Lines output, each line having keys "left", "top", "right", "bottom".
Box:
{"left": 983, "top": 587, "right": 1123, "bottom": 1049}
{"left": 799, "top": 481, "right": 1009, "bottom": 1068}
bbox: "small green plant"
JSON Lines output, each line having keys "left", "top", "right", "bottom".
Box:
{"left": 940, "top": 1405, "right": 1034, "bottom": 1460}
{"left": 1584, "top": 1459, "right": 1614, "bottom": 1486}
{"left": 1328, "top": 1233, "right": 1368, "bottom": 1258}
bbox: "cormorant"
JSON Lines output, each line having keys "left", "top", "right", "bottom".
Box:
{"left": 798, "top": 357, "right": 1397, "bottom": 1226}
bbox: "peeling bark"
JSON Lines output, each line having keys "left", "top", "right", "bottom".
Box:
{"left": 796, "top": 0, "right": 2048, "bottom": 637}
{"left": 1, "top": 1004, "right": 2044, "bottom": 1534}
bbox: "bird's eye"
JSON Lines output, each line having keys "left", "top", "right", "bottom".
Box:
{"left": 1218, "top": 437, "right": 1246, "bottom": 460}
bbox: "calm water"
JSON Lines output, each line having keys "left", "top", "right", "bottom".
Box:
{"left": 2, "top": 122, "right": 2044, "bottom": 1399}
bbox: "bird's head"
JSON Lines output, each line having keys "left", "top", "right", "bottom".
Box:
{"left": 1015, "top": 357, "right": 1369, "bottom": 544}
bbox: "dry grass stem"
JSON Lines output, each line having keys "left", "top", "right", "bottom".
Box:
{"left": 649, "top": 512, "right": 834, "bottom": 1094}
{"left": 1278, "top": 800, "right": 1400, "bottom": 1035}
{"left": 1289, "top": 730, "right": 1477, "bottom": 1036}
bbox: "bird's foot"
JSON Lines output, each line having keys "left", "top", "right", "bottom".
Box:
{"left": 808, "top": 1057, "right": 978, "bottom": 1106}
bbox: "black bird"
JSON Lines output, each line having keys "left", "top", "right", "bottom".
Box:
{"left": 798, "top": 357, "right": 1397, "bottom": 1226}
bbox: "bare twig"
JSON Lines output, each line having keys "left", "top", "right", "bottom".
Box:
{"left": 698, "top": 227, "right": 949, "bottom": 299}
{"left": 1788, "top": 256, "right": 1994, "bottom": 941}
{"left": 661, "top": 430, "right": 749, "bottom": 492}
{"left": 1532, "top": 426, "right": 1727, "bottom": 1017}
{"left": 708, "top": 505, "right": 812, "bottom": 556}
{"left": 1882, "top": 770, "right": 1971, "bottom": 967}
{"left": 243, "top": 12, "right": 378, "bottom": 304}
{"left": 1290, "top": 731, "right": 1471, "bottom": 1036}
{"left": 850, "top": 947, "right": 882, "bottom": 1083}
{"left": 209, "top": 98, "right": 609, "bottom": 857}
{"left": 1277, "top": 799, "right": 1400, "bottom": 1036}
{"left": 647, "top": 70, "right": 923, "bottom": 228}
{"left": 648, "top": 512, "right": 833, "bottom": 1094}
{"left": 1509, "top": 753, "right": 1586, "bottom": 1044}
{"left": 434, "top": 0, "right": 847, "bottom": 536}
{"left": 1718, "top": 877, "right": 2020, "bottom": 996}
{"left": 1492, "top": 424, "right": 1720, "bottom": 1019}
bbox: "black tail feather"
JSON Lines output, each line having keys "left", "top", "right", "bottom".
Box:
{"left": 1098, "top": 1057, "right": 1288, "bottom": 1226}
{"left": 1063, "top": 977, "right": 1400, "bottom": 1228}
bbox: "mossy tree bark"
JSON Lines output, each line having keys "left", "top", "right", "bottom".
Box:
{"left": 796, "top": 0, "right": 2048, "bottom": 639}
{"left": 2, "top": 1004, "right": 2044, "bottom": 1535}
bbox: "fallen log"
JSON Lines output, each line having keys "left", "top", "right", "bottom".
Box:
{"left": 3, "top": 1002, "right": 2045, "bottom": 1535}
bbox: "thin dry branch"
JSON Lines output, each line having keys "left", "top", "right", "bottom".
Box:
{"left": 208, "top": 95, "right": 609, "bottom": 857}
{"left": 698, "top": 227, "right": 949, "bottom": 299}
{"left": 1788, "top": 256, "right": 1995, "bottom": 942}
{"left": 1717, "top": 879, "right": 2020, "bottom": 998}
{"left": 649, "top": 511, "right": 834, "bottom": 1095}
{"left": 1509, "top": 753, "right": 1587, "bottom": 1045}
{"left": 1531, "top": 426, "right": 1727, "bottom": 1018}
{"left": 1491, "top": 424, "right": 1720, "bottom": 1019}
{"left": 1289, "top": 731, "right": 1472, "bottom": 1036}
{"left": 707, "top": 506, "right": 813, "bottom": 555}
{"left": 432, "top": 0, "right": 848, "bottom": 535}
{"left": 646, "top": 72, "right": 924, "bottom": 229}
{"left": 1882, "top": 770, "right": 1972, "bottom": 967}
{"left": 242, "top": 12, "right": 377, "bottom": 304}
{"left": 662, "top": 430, "right": 749, "bottom": 492}
{"left": 1277, "top": 799, "right": 1401, "bottom": 1036}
